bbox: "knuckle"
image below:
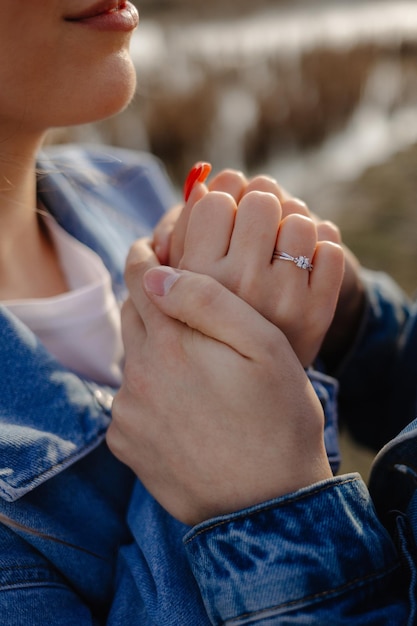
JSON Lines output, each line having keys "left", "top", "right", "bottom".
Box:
{"left": 123, "top": 240, "right": 153, "bottom": 285}
{"left": 191, "top": 275, "right": 224, "bottom": 311}
{"left": 281, "top": 213, "right": 316, "bottom": 239}
{"left": 198, "top": 190, "right": 236, "bottom": 210}
{"left": 210, "top": 168, "right": 246, "bottom": 188}
{"left": 124, "top": 254, "right": 144, "bottom": 285}
{"left": 282, "top": 198, "right": 310, "bottom": 217}
{"left": 283, "top": 212, "right": 314, "bottom": 227}
{"left": 317, "top": 220, "right": 342, "bottom": 243}
{"left": 241, "top": 189, "right": 280, "bottom": 208}
{"left": 247, "top": 174, "right": 281, "bottom": 193}
{"left": 218, "top": 168, "right": 245, "bottom": 180}
{"left": 237, "top": 192, "right": 281, "bottom": 228}
{"left": 317, "top": 240, "right": 345, "bottom": 267}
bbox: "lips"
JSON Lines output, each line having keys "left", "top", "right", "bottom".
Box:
{"left": 65, "top": 0, "right": 126, "bottom": 21}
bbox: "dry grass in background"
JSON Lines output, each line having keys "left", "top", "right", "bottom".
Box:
{"left": 56, "top": 0, "right": 417, "bottom": 481}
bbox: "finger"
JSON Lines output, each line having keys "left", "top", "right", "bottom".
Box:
{"left": 316, "top": 220, "right": 342, "bottom": 245}
{"left": 245, "top": 175, "right": 291, "bottom": 203}
{"left": 120, "top": 296, "right": 146, "bottom": 352}
{"left": 124, "top": 237, "right": 167, "bottom": 327}
{"left": 180, "top": 192, "right": 237, "bottom": 269}
{"left": 208, "top": 169, "right": 248, "bottom": 201}
{"left": 125, "top": 237, "right": 159, "bottom": 281}
{"left": 142, "top": 266, "right": 284, "bottom": 362}
{"left": 227, "top": 191, "right": 281, "bottom": 271}
{"left": 152, "top": 204, "right": 183, "bottom": 265}
{"left": 272, "top": 214, "right": 317, "bottom": 287}
{"left": 280, "top": 198, "right": 310, "bottom": 219}
{"left": 169, "top": 183, "right": 208, "bottom": 267}
{"left": 309, "top": 241, "right": 345, "bottom": 313}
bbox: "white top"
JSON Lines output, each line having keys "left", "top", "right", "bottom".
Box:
{"left": 3, "top": 215, "right": 124, "bottom": 387}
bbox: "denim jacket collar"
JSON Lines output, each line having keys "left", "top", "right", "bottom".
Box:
{"left": 0, "top": 306, "right": 115, "bottom": 503}
{"left": 0, "top": 145, "right": 172, "bottom": 503}
{"left": 36, "top": 149, "right": 128, "bottom": 302}
{"left": 36, "top": 145, "right": 174, "bottom": 301}
{"left": 369, "top": 417, "right": 417, "bottom": 531}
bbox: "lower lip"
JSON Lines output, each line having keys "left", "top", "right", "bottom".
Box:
{"left": 69, "top": 2, "right": 139, "bottom": 32}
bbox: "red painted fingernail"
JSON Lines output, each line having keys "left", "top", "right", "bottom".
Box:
{"left": 183, "top": 161, "right": 212, "bottom": 201}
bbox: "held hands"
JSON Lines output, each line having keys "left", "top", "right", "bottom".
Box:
{"left": 107, "top": 240, "right": 333, "bottom": 525}
{"left": 154, "top": 166, "right": 345, "bottom": 367}
{"left": 107, "top": 164, "right": 361, "bottom": 525}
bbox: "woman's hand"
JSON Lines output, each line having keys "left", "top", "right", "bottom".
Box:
{"left": 107, "top": 239, "right": 332, "bottom": 526}
{"left": 155, "top": 168, "right": 344, "bottom": 367}
{"left": 154, "top": 167, "right": 365, "bottom": 369}
{"left": 153, "top": 168, "right": 306, "bottom": 266}
{"left": 179, "top": 191, "right": 344, "bottom": 367}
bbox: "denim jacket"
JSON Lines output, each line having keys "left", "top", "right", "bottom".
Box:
{"left": 110, "top": 268, "right": 417, "bottom": 623}
{"left": 0, "top": 145, "right": 173, "bottom": 624}
{"left": 1, "top": 145, "right": 415, "bottom": 625}
{"left": 176, "top": 272, "right": 417, "bottom": 624}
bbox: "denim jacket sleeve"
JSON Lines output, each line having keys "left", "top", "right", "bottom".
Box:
{"left": 182, "top": 271, "right": 417, "bottom": 624}
{"left": 335, "top": 269, "right": 417, "bottom": 450}
{"left": 184, "top": 474, "right": 409, "bottom": 625}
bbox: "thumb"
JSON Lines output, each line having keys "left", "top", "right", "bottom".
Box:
{"left": 143, "top": 266, "right": 283, "bottom": 360}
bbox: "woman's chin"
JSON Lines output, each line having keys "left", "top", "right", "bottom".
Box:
{"left": 81, "top": 77, "right": 136, "bottom": 125}
{"left": 50, "top": 56, "right": 138, "bottom": 129}
{"left": 88, "top": 83, "right": 137, "bottom": 124}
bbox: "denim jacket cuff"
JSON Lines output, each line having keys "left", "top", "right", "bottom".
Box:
{"left": 184, "top": 474, "right": 402, "bottom": 625}
{"left": 307, "top": 368, "right": 340, "bottom": 473}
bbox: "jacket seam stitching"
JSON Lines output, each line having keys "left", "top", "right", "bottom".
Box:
{"left": 224, "top": 560, "right": 401, "bottom": 624}
{"left": 185, "top": 476, "right": 359, "bottom": 542}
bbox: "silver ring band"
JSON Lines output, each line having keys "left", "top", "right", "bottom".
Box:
{"left": 272, "top": 250, "right": 313, "bottom": 271}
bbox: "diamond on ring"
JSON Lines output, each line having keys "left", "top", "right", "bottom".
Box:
{"left": 272, "top": 250, "right": 313, "bottom": 271}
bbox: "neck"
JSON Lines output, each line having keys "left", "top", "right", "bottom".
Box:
{"left": 0, "top": 133, "right": 69, "bottom": 300}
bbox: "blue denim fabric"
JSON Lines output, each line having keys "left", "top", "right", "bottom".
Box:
{"left": 308, "top": 368, "right": 340, "bottom": 473}
{"left": 0, "top": 146, "right": 174, "bottom": 623}
{"left": 36, "top": 145, "right": 176, "bottom": 303}
{"left": 336, "top": 269, "right": 417, "bottom": 451}
{"left": 184, "top": 475, "right": 408, "bottom": 625}
{"left": 109, "top": 481, "right": 212, "bottom": 625}
{"left": 176, "top": 272, "right": 417, "bottom": 624}
{"left": 2, "top": 145, "right": 417, "bottom": 624}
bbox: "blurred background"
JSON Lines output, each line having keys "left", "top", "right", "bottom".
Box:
{"left": 56, "top": 0, "right": 417, "bottom": 479}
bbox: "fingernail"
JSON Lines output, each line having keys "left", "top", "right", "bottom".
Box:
{"left": 183, "top": 161, "right": 212, "bottom": 202}
{"left": 143, "top": 267, "right": 181, "bottom": 296}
